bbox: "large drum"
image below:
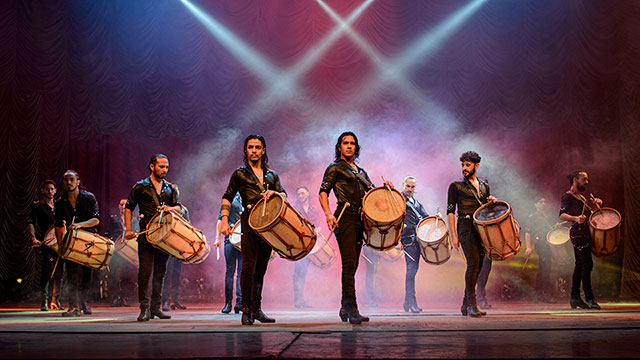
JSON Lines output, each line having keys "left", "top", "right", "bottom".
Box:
{"left": 249, "top": 194, "right": 316, "bottom": 261}
{"left": 229, "top": 221, "right": 242, "bottom": 251}
{"left": 589, "top": 207, "right": 622, "bottom": 258}
{"left": 379, "top": 243, "right": 404, "bottom": 263}
{"left": 114, "top": 236, "right": 139, "bottom": 268}
{"left": 43, "top": 226, "right": 59, "bottom": 252}
{"left": 546, "top": 222, "right": 572, "bottom": 265}
{"left": 416, "top": 216, "right": 452, "bottom": 265}
{"left": 146, "top": 210, "right": 210, "bottom": 264}
{"left": 308, "top": 231, "right": 336, "bottom": 269}
{"left": 59, "top": 229, "right": 115, "bottom": 271}
{"left": 362, "top": 186, "right": 406, "bottom": 250}
{"left": 473, "top": 201, "right": 521, "bottom": 261}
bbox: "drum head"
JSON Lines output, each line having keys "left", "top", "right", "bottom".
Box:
{"left": 249, "top": 194, "right": 285, "bottom": 230}
{"left": 309, "top": 230, "right": 326, "bottom": 255}
{"left": 416, "top": 217, "right": 447, "bottom": 244}
{"left": 362, "top": 187, "right": 406, "bottom": 222}
{"left": 590, "top": 208, "right": 621, "bottom": 231}
{"left": 230, "top": 221, "right": 242, "bottom": 250}
{"left": 474, "top": 201, "right": 510, "bottom": 223}
{"left": 43, "top": 226, "right": 57, "bottom": 246}
{"left": 547, "top": 225, "right": 570, "bottom": 245}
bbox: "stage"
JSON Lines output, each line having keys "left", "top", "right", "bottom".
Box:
{"left": 2, "top": 302, "right": 640, "bottom": 359}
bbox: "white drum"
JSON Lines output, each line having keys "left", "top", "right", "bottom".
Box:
{"left": 229, "top": 221, "right": 242, "bottom": 251}
{"left": 308, "top": 231, "right": 336, "bottom": 269}
{"left": 416, "top": 216, "right": 452, "bottom": 265}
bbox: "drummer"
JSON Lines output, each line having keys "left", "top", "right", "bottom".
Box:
{"left": 559, "top": 170, "right": 602, "bottom": 310}
{"left": 446, "top": 151, "right": 497, "bottom": 318}
{"left": 319, "top": 131, "right": 393, "bottom": 324}
{"left": 399, "top": 176, "right": 429, "bottom": 313}
{"left": 524, "top": 196, "right": 557, "bottom": 303}
{"left": 54, "top": 170, "right": 100, "bottom": 317}
{"left": 219, "top": 135, "right": 286, "bottom": 326}
{"left": 124, "top": 154, "right": 182, "bottom": 321}
{"left": 106, "top": 199, "right": 136, "bottom": 308}
{"left": 215, "top": 193, "right": 243, "bottom": 314}
{"left": 28, "top": 179, "right": 63, "bottom": 311}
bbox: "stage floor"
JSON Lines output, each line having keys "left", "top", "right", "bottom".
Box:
{"left": 2, "top": 302, "right": 640, "bottom": 359}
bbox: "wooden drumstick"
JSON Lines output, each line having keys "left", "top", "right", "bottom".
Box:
{"left": 402, "top": 250, "right": 416, "bottom": 262}
{"left": 326, "top": 202, "right": 350, "bottom": 243}
{"left": 261, "top": 184, "right": 269, "bottom": 217}
{"left": 589, "top": 193, "right": 601, "bottom": 211}
{"left": 381, "top": 176, "right": 401, "bottom": 211}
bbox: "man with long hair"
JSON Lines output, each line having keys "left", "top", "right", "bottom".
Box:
{"left": 125, "top": 154, "right": 182, "bottom": 321}
{"left": 447, "top": 151, "right": 496, "bottom": 318}
{"left": 319, "top": 131, "right": 392, "bottom": 324}
{"left": 219, "top": 135, "right": 286, "bottom": 325}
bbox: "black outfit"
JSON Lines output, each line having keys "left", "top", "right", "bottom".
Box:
{"left": 220, "top": 194, "right": 243, "bottom": 310}
{"left": 125, "top": 177, "right": 181, "bottom": 312}
{"left": 447, "top": 177, "right": 490, "bottom": 309}
{"left": 320, "top": 159, "right": 374, "bottom": 314}
{"left": 106, "top": 214, "right": 136, "bottom": 305}
{"left": 560, "top": 191, "right": 595, "bottom": 302}
{"left": 292, "top": 202, "right": 322, "bottom": 307}
{"left": 476, "top": 256, "right": 492, "bottom": 305}
{"left": 29, "top": 201, "right": 62, "bottom": 309}
{"left": 54, "top": 190, "right": 99, "bottom": 311}
{"left": 525, "top": 210, "right": 554, "bottom": 299}
{"left": 222, "top": 166, "right": 285, "bottom": 315}
{"left": 401, "top": 193, "right": 429, "bottom": 309}
{"left": 163, "top": 207, "right": 190, "bottom": 310}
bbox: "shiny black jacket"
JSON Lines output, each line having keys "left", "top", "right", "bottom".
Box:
{"left": 319, "top": 159, "right": 374, "bottom": 215}
{"left": 125, "top": 177, "right": 181, "bottom": 230}
{"left": 222, "top": 166, "right": 285, "bottom": 209}
{"left": 401, "top": 193, "right": 429, "bottom": 239}
{"left": 55, "top": 189, "right": 100, "bottom": 233}
{"left": 446, "top": 177, "right": 490, "bottom": 216}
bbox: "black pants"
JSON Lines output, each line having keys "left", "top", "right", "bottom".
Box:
{"left": 162, "top": 257, "right": 182, "bottom": 303}
{"left": 137, "top": 235, "right": 170, "bottom": 309}
{"left": 335, "top": 213, "right": 364, "bottom": 310}
{"left": 293, "top": 257, "right": 310, "bottom": 305}
{"left": 40, "top": 247, "right": 62, "bottom": 305}
{"left": 535, "top": 240, "right": 553, "bottom": 296}
{"left": 457, "top": 218, "right": 486, "bottom": 305}
{"left": 240, "top": 213, "right": 272, "bottom": 311}
{"left": 402, "top": 238, "right": 421, "bottom": 306}
{"left": 224, "top": 240, "right": 242, "bottom": 304}
{"left": 571, "top": 243, "right": 594, "bottom": 300}
{"left": 64, "top": 260, "right": 92, "bottom": 309}
{"left": 476, "top": 257, "right": 492, "bottom": 302}
{"left": 110, "top": 254, "right": 134, "bottom": 300}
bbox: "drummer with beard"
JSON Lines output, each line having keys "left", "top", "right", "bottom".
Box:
{"left": 400, "top": 176, "right": 429, "bottom": 313}
{"left": 124, "top": 154, "right": 182, "bottom": 321}
{"left": 559, "top": 170, "right": 602, "bottom": 310}
{"left": 319, "top": 131, "right": 393, "bottom": 324}
{"left": 219, "top": 135, "right": 286, "bottom": 326}
{"left": 55, "top": 170, "right": 100, "bottom": 317}
{"left": 447, "top": 151, "right": 497, "bottom": 318}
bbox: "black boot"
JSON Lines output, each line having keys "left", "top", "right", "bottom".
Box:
{"left": 80, "top": 302, "right": 92, "bottom": 315}
{"left": 233, "top": 302, "right": 242, "bottom": 314}
{"left": 461, "top": 298, "right": 468, "bottom": 316}
{"left": 221, "top": 302, "right": 232, "bottom": 314}
{"left": 241, "top": 307, "right": 253, "bottom": 325}
{"left": 466, "top": 303, "right": 483, "bottom": 318}
{"left": 339, "top": 307, "right": 363, "bottom": 324}
{"left": 171, "top": 301, "right": 187, "bottom": 310}
{"left": 40, "top": 297, "right": 49, "bottom": 311}
{"left": 586, "top": 299, "right": 600, "bottom": 310}
{"left": 352, "top": 303, "right": 369, "bottom": 322}
{"left": 570, "top": 298, "right": 589, "bottom": 309}
{"left": 478, "top": 298, "right": 492, "bottom": 309}
{"left": 150, "top": 307, "right": 171, "bottom": 319}
{"left": 137, "top": 306, "right": 150, "bottom": 322}
{"left": 253, "top": 309, "right": 276, "bottom": 323}
{"left": 162, "top": 300, "right": 170, "bottom": 312}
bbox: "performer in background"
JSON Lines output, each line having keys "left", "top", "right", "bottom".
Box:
{"left": 215, "top": 193, "right": 243, "bottom": 314}
{"left": 219, "top": 135, "right": 286, "bottom": 325}
{"left": 559, "top": 171, "right": 602, "bottom": 310}
{"left": 400, "top": 176, "right": 429, "bottom": 313}
{"left": 292, "top": 186, "right": 323, "bottom": 308}
{"left": 106, "top": 199, "right": 135, "bottom": 307}
{"left": 319, "top": 131, "right": 392, "bottom": 324}
{"left": 55, "top": 170, "right": 100, "bottom": 317}
{"left": 28, "top": 179, "right": 63, "bottom": 311}
{"left": 125, "top": 154, "right": 182, "bottom": 321}
{"left": 362, "top": 245, "right": 380, "bottom": 308}
{"left": 524, "top": 196, "right": 557, "bottom": 303}
{"left": 162, "top": 205, "right": 190, "bottom": 312}
{"left": 447, "top": 151, "right": 496, "bottom": 318}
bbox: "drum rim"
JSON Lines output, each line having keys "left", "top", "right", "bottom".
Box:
{"left": 546, "top": 226, "right": 570, "bottom": 245}
{"left": 473, "top": 200, "right": 512, "bottom": 225}
{"left": 248, "top": 193, "right": 286, "bottom": 231}
{"left": 229, "top": 221, "right": 242, "bottom": 246}
{"left": 589, "top": 207, "right": 622, "bottom": 231}
{"left": 361, "top": 186, "right": 406, "bottom": 222}
{"left": 416, "top": 216, "right": 447, "bottom": 244}
{"left": 146, "top": 210, "right": 179, "bottom": 242}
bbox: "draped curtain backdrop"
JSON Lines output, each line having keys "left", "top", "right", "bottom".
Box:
{"left": 1, "top": 0, "right": 639, "bottom": 301}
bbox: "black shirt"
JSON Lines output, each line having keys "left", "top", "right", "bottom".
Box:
{"left": 28, "top": 201, "right": 55, "bottom": 240}
{"left": 319, "top": 159, "right": 374, "bottom": 214}
{"left": 296, "top": 202, "right": 324, "bottom": 231}
{"left": 125, "top": 177, "right": 181, "bottom": 231}
{"left": 54, "top": 189, "right": 100, "bottom": 233}
{"left": 222, "top": 166, "right": 285, "bottom": 210}
{"left": 446, "top": 177, "right": 490, "bottom": 216}
{"left": 401, "top": 193, "right": 429, "bottom": 238}
{"left": 559, "top": 191, "right": 591, "bottom": 238}
{"left": 525, "top": 210, "right": 554, "bottom": 244}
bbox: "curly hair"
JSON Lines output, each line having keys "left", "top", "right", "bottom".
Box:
{"left": 459, "top": 151, "right": 481, "bottom": 164}
{"left": 334, "top": 131, "right": 360, "bottom": 162}
{"left": 567, "top": 170, "right": 586, "bottom": 186}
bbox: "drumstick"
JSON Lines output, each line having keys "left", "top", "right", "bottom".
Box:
{"left": 402, "top": 250, "right": 416, "bottom": 262}
{"left": 362, "top": 252, "right": 373, "bottom": 264}
{"left": 216, "top": 247, "right": 220, "bottom": 260}
{"left": 50, "top": 216, "right": 75, "bottom": 280}
{"left": 589, "top": 193, "right": 601, "bottom": 211}
{"left": 262, "top": 184, "right": 268, "bottom": 217}
{"left": 326, "top": 202, "right": 350, "bottom": 243}
{"left": 381, "top": 176, "right": 401, "bottom": 211}
{"left": 521, "top": 254, "right": 531, "bottom": 272}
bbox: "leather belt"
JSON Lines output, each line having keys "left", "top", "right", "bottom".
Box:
{"left": 458, "top": 214, "right": 473, "bottom": 219}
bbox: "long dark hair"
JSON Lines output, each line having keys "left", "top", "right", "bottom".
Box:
{"left": 243, "top": 135, "right": 269, "bottom": 170}
{"left": 334, "top": 131, "right": 360, "bottom": 162}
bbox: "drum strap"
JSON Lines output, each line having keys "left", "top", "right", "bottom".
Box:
{"left": 465, "top": 181, "right": 485, "bottom": 206}
{"left": 339, "top": 162, "right": 374, "bottom": 191}
{"left": 569, "top": 192, "right": 592, "bottom": 212}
